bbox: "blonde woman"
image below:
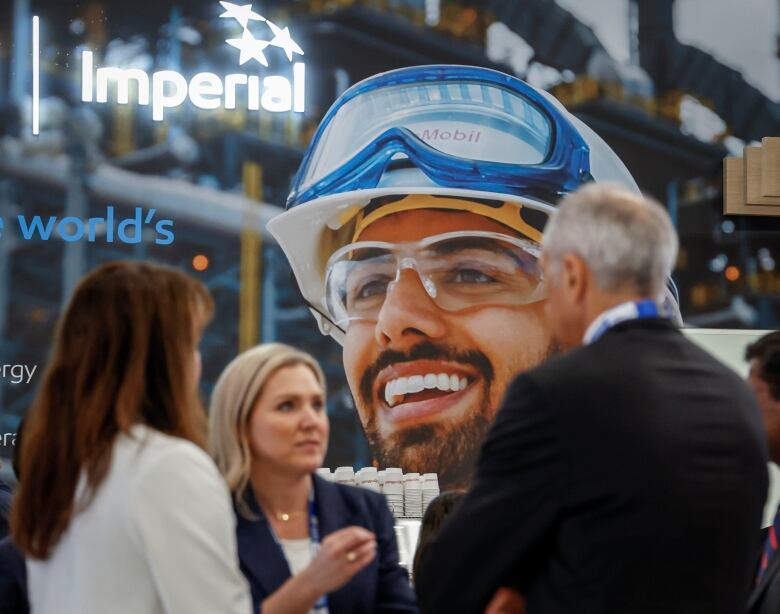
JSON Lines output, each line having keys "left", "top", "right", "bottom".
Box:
{"left": 210, "top": 343, "right": 418, "bottom": 614}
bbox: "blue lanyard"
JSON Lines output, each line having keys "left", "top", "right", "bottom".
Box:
{"left": 266, "top": 485, "right": 329, "bottom": 614}
{"left": 307, "top": 488, "right": 329, "bottom": 614}
{"left": 584, "top": 300, "right": 662, "bottom": 345}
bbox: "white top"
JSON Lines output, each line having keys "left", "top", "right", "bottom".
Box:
{"left": 279, "top": 538, "right": 315, "bottom": 614}
{"left": 27, "top": 424, "right": 252, "bottom": 614}
{"left": 279, "top": 537, "right": 313, "bottom": 576}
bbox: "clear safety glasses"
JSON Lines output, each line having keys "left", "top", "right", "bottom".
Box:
{"left": 324, "top": 231, "right": 546, "bottom": 327}
{"left": 287, "top": 65, "right": 592, "bottom": 209}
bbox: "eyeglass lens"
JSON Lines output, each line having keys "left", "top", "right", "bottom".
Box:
{"left": 326, "top": 235, "right": 545, "bottom": 325}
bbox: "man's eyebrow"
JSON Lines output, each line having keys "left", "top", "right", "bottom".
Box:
{"left": 348, "top": 247, "right": 392, "bottom": 262}
{"left": 428, "top": 237, "right": 509, "bottom": 254}
{"left": 428, "top": 237, "right": 538, "bottom": 271}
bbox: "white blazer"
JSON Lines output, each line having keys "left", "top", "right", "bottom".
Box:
{"left": 27, "top": 424, "right": 253, "bottom": 614}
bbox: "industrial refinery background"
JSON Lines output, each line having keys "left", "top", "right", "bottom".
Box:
{"left": 1, "top": 0, "right": 779, "bottom": 467}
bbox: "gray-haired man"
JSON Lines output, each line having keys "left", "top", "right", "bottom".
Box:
{"left": 416, "top": 184, "right": 769, "bottom": 614}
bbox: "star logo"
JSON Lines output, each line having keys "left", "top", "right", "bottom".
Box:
{"left": 267, "top": 20, "right": 304, "bottom": 62}
{"left": 226, "top": 28, "right": 270, "bottom": 66}
{"left": 220, "top": 2, "right": 304, "bottom": 67}
{"left": 219, "top": 1, "right": 264, "bottom": 29}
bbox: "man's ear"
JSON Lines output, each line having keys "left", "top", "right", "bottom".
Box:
{"left": 561, "top": 254, "right": 588, "bottom": 303}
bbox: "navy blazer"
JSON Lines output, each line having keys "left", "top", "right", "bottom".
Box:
{"left": 0, "top": 537, "right": 28, "bottom": 614}
{"left": 0, "top": 482, "right": 12, "bottom": 540}
{"left": 235, "top": 474, "right": 418, "bottom": 613}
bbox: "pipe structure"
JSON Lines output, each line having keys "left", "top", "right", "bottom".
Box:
{"left": 636, "top": 0, "right": 780, "bottom": 143}
{"left": 481, "top": 0, "right": 609, "bottom": 74}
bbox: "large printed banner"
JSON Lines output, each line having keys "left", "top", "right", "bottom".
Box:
{"left": 1, "top": 0, "right": 779, "bottom": 487}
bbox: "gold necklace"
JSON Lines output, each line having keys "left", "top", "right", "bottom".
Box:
{"left": 273, "top": 510, "right": 306, "bottom": 522}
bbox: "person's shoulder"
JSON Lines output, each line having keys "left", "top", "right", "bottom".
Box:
{"left": 503, "top": 341, "right": 624, "bottom": 419}
{"left": 326, "top": 478, "right": 375, "bottom": 504}
{"left": 122, "top": 424, "right": 211, "bottom": 468}
{"left": 120, "top": 425, "right": 221, "bottom": 495}
{"left": 526, "top": 320, "right": 677, "bottom": 388}
{"left": 122, "top": 426, "right": 232, "bottom": 538}
{"left": 521, "top": 343, "right": 594, "bottom": 391}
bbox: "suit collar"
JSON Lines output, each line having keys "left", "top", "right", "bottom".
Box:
{"left": 313, "top": 473, "right": 361, "bottom": 534}
{"left": 602, "top": 316, "right": 677, "bottom": 336}
{"left": 311, "top": 475, "right": 366, "bottom": 612}
{"left": 235, "top": 486, "right": 291, "bottom": 597}
{"left": 236, "top": 475, "right": 366, "bottom": 609}
{"left": 748, "top": 546, "right": 780, "bottom": 610}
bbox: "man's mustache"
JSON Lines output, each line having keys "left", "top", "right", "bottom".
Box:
{"left": 359, "top": 341, "right": 495, "bottom": 406}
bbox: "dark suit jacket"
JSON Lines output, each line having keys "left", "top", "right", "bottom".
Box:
{"left": 0, "top": 482, "right": 12, "bottom": 541}
{"left": 417, "top": 318, "right": 768, "bottom": 614}
{"left": 0, "top": 537, "right": 28, "bottom": 614}
{"left": 235, "top": 474, "right": 418, "bottom": 613}
{"left": 748, "top": 527, "right": 780, "bottom": 613}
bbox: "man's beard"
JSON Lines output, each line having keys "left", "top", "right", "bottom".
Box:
{"left": 365, "top": 396, "right": 492, "bottom": 489}
{"left": 358, "top": 338, "right": 560, "bottom": 490}
{"left": 358, "top": 340, "right": 495, "bottom": 489}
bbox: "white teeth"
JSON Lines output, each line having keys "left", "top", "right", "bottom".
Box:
{"left": 385, "top": 382, "right": 395, "bottom": 407}
{"left": 382, "top": 372, "right": 471, "bottom": 407}
{"left": 408, "top": 375, "right": 424, "bottom": 393}
{"left": 437, "top": 373, "right": 450, "bottom": 391}
{"left": 396, "top": 378, "right": 408, "bottom": 395}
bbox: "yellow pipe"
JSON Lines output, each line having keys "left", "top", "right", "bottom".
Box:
{"left": 113, "top": 104, "right": 134, "bottom": 157}
{"left": 239, "top": 162, "right": 263, "bottom": 351}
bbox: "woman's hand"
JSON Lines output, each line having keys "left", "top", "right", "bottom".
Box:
{"left": 261, "top": 526, "right": 377, "bottom": 614}
{"left": 300, "top": 526, "right": 377, "bottom": 594}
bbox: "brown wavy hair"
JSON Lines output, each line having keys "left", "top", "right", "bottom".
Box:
{"left": 11, "top": 261, "right": 213, "bottom": 559}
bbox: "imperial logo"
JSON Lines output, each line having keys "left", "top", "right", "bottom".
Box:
{"left": 75, "top": 1, "right": 305, "bottom": 122}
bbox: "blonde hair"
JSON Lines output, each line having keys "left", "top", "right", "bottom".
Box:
{"left": 208, "top": 343, "right": 326, "bottom": 518}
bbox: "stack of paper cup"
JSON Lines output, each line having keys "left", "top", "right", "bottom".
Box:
{"left": 356, "top": 467, "right": 381, "bottom": 492}
{"left": 382, "top": 468, "right": 404, "bottom": 518}
{"left": 404, "top": 473, "right": 423, "bottom": 518}
{"left": 422, "top": 473, "right": 440, "bottom": 513}
{"left": 333, "top": 466, "right": 355, "bottom": 486}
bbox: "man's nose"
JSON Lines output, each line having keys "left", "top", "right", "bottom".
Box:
{"left": 374, "top": 268, "right": 447, "bottom": 347}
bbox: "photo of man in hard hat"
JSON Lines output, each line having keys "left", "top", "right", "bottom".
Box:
{"left": 269, "top": 65, "right": 667, "bottom": 489}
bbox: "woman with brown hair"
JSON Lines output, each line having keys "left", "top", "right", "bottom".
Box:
{"left": 209, "top": 342, "right": 418, "bottom": 614}
{"left": 11, "top": 261, "right": 252, "bottom": 614}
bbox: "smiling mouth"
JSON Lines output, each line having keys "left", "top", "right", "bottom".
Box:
{"left": 383, "top": 373, "right": 470, "bottom": 407}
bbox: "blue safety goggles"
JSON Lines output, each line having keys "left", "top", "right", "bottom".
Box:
{"left": 287, "top": 65, "right": 593, "bottom": 209}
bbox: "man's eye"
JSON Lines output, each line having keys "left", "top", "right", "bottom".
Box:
{"left": 449, "top": 268, "right": 495, "bottom": 284}
{"left": 354, "top": 277, "right": 391, "bottom": 300}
